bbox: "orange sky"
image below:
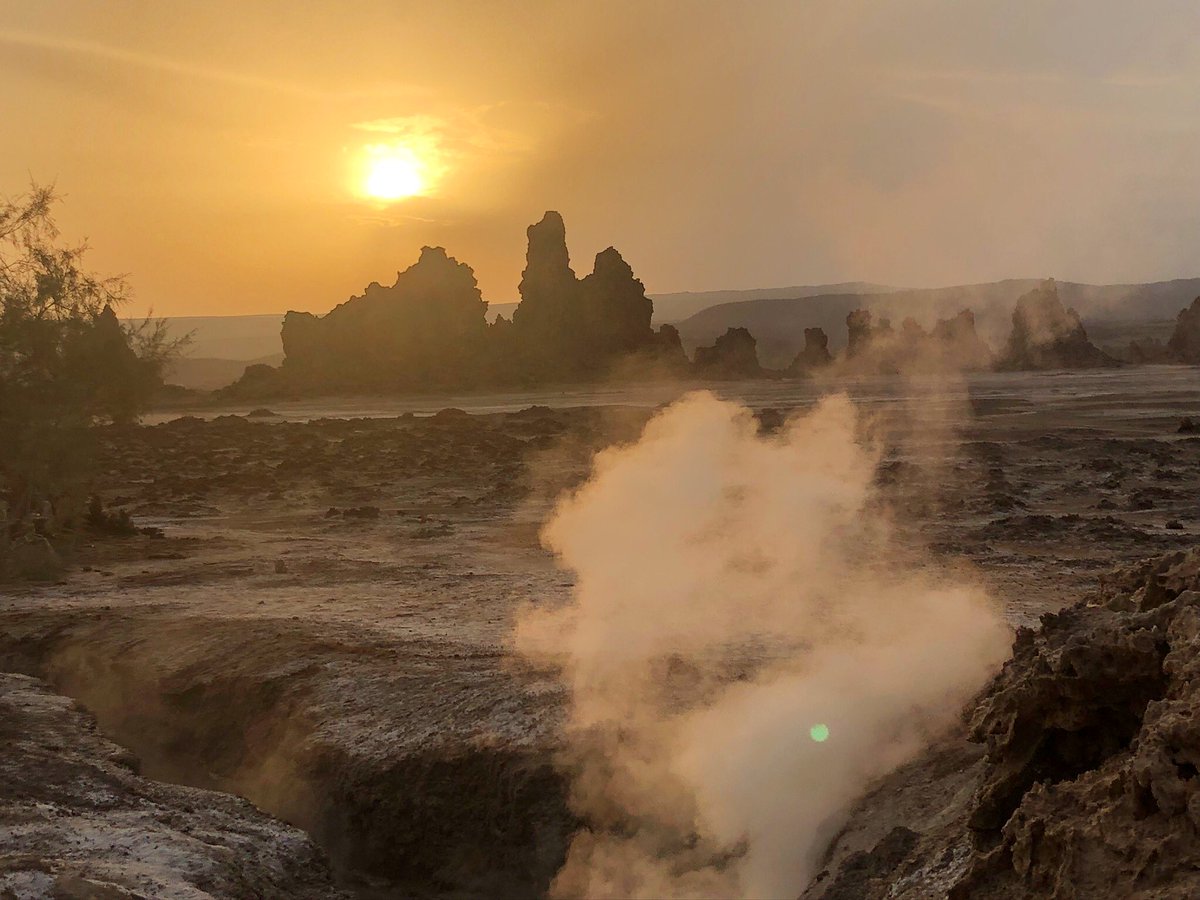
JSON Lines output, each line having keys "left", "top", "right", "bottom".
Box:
{"left": 2, "top": 1, "right": 1199, "bottom": 317}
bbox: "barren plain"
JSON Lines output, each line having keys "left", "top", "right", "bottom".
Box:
{"left": 3, "top": 366, "right": 1200, "bottom": 898}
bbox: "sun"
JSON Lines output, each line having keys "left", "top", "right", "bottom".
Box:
{"left": 361, "top": 144, "right": 426, "bottom": 201}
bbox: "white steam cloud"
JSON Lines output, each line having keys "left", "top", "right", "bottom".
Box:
{"left": 515, "top": 391, "right": 1011, "bottom": 899}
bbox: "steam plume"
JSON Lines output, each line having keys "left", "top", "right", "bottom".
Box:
{"left": 515, "top": 391, "right": 1010, "bottom": 898}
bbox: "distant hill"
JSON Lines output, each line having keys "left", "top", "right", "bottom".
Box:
{"left": 484, "top": 282, "right": 889, "bottom": 325}
{"left": 122, "top": 314, "right": 285, "bottom": 391}
{"left": 648, "top": 283, "right": 890, "bottom": 324}
{"left": 673, "top": 278, "right": 1200, "bottom": 368}
{"left": 129, "top": 314, "right": 285, "bottom": 361}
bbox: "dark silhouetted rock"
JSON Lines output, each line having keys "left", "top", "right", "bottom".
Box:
{"left": 651, "top": 324, "right": 689, "bottom": 367}
{"left": 237, "top": 213, "right": 681, "bottom": 394}
{"left": 506, "top": 212, "right": 663, "bottom": 380}
{"left": 693, "top": 327, "right": 761, "bottom": 378}
{"left": 578, "top": 247, "right": 654, "bottom": 362}
{"left": 511, "top": 211, "right": 581, "bottom": 368}
{"left": 224, "top": 362, "right": 288, "bottom": 399}
{"left": 930, "top": 309, "right": 994, "bottom": 370}
{"left": 1167, "top": 297, "right": 1200, "bottom": 364}
{"left": 279, "top": 246, "right": 488, "bottom": 390}
{"left": 846, "top": 309, "right": 875, "bottom": 358}
{"left": 788, "top": 327, "right": 833, "bottom": 375}
{"left": 997, "top": 279, "right": 1117, "bottom": 370}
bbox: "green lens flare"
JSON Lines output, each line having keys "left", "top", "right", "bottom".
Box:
{"left": 809, "top": 723, "right": 830, "bottom": 743}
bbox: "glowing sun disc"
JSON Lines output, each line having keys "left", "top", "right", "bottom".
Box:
{"left": 363, "top": 148, "right": 425, "bottom": 200}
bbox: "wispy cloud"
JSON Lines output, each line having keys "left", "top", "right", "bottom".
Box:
{"left": 0, "top": 27, "right": 426, "bottom": 101}
{"left": 879, "top": 66, "right": 1066, "bottom": 86}
{"left": 351, "top": 109, "right": 537, "bottom": 157}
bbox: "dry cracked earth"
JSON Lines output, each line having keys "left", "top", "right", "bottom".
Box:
{"left": 2, "top": 367, "right": 1200, "bottom": 899}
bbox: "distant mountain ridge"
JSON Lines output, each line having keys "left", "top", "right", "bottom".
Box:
{"left": 486, "top": 282, "right": 889, "bottom": 325}
{"left": 648, "top": 282, "right": 890, "bottom": 323}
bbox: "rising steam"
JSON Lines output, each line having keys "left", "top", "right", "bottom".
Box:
{"left": 515, "top": 391, "right": 1011, "bottom": 899}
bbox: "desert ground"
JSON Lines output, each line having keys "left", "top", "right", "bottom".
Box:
{"left": 3, "top": 366, "right": 1200, "bottom": 898}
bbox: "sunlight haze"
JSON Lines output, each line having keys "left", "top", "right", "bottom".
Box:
{"left": 2, "top": 1, "right": 1198, "bottom": 316}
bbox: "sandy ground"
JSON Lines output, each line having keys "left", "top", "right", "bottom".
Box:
{"left": 2, "top": 366, "right": 1199, "bottom": 897}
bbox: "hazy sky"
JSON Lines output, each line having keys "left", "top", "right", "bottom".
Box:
{"left": 2, "top": 1, "right": 1199, "bottom": 316}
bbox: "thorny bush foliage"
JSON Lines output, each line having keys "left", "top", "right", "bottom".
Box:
{"left": 0, "top": 185, "right": 186, "bottom": 574}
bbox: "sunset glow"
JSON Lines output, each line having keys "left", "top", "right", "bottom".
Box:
{"left": 361, "top": 144, "right": 427, "bottom": 201}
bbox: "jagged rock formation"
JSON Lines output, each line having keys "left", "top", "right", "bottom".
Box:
{"left": 996, "top": 279, "right": 1117, "bottom": 370}
{"left": 807, "top": 547, "right": 1200, "bottom": 900}
{"left": 1167, "top": 297, "right": 1200, "bottom": 363}
{"left": 508, "top": 212, "right": 664, "bottom": 378}
{"left": 509, "top": 211, "right": 581, "bottom": 372}
{"left": 229, "top": 212, "right": 674, "bottom": 395}
{"left": 281, "top": 246, "right": 488, "bottom": 390}
{"left": 789, "top": 327, "right": 833, "bottom": 375}
{"left": 579, "top": 247, "right": 654, "bottom": 359}
{"left": 693, "top": 326, "right": 761, "bottom": 377}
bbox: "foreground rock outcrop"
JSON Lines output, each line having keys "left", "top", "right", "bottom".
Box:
{"left": 997, "top": 280, "right": 1117, "bottom": 370}
{"left": 0, "top": 672, "right": 346, "bottom": 899}
{"left": 807, "top": 547, "right": 1200, "bottom": 899}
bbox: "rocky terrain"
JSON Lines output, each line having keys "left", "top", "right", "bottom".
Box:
{"left": 807, "top": 547, "right": 1200, "bottom": 900}
{"left": 2, "top": 369, "right": 1200, "bottom": 897}
{"left": 0, "top": 672, "right": 345, "bottom": 899}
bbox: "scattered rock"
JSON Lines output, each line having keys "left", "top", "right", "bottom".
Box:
{"left": 755, "top": 407, "right": 786, "bottom": 433}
